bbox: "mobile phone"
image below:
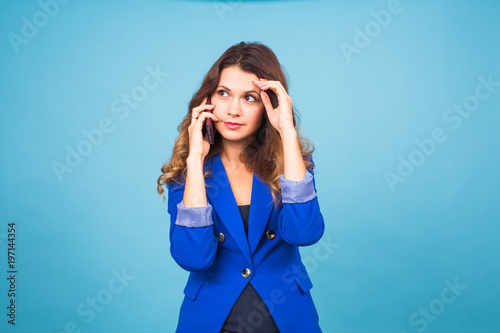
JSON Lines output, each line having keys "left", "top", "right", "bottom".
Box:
{"left": 202, "top": 95, "right": 215, "bottom": 145}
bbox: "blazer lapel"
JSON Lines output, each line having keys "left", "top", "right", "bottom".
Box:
{"left": 248, "top": 172, "right": 274, "bottom": 256}
{"left": 204, "top": 152, "right": 274, "bottom": 263}
{"left": 205, "top": 153, "right": 252, "bottom": 265}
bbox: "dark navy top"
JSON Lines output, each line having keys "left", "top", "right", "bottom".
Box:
{"left": 238, "top": 204, "right": 250, "bottom": 237}
{"left": 220, "top": 204, "right": 280, "bottom": 333}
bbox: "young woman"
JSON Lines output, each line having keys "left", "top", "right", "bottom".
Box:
{"left": 157, "top": 41, "right": 325, "bottom": 333}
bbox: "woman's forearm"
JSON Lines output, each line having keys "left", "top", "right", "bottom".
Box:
{"left": 183, "top": 155, "right": 208, "bottom": 207}
{"left": 281, "top": 128, "right": 307, "bottom": 181}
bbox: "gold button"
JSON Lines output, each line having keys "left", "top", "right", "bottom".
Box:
{"left": 216, "top": 233, "right": 225, "bottom": 243}
{"left": 242, "top": 268, "right": 251, "bottom": 278}
{"left": 266, "top": 230, "right": 276, "bottom": 240}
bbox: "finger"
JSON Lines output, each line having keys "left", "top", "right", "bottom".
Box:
{"left": 192, "top": 104, "right": 215, "bottom": 114}
{"left": 191, "top": 104, "right": 215, "bottom": 124}
{"left": 254, "top": 80, "right": 278, "bottom": 94}
{"left": 255, "top": 80, "right": 286, "bottom": 97}
{"left": 190, "top": 112, "right": 218, "bottom": 145}
{"left": 260, "top": 90, "right": 273, "bottom": 114}
{"left": 253, "top": 78, "right": 270, "bottom": 89}
{"left": 191, "top": 96, "right": 208, "bottom": 122}
{"left": 254, "top": 79, "right": 282, "bottom": 91}
{"left": 260, "top": 90, "right": 275, "bottom": 114}
{"left": 194, "top": 111, "right": 219, "bottom": 129}
{"left": 256, "top": 81, "right": 289, "bottom": 106}
{"left": 191, "top": 97, "right": 212, "bottom": 118}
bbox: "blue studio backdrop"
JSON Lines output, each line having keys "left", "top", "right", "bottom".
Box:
{"left": 1, "top": 0, "right": 499, "bottom": 332}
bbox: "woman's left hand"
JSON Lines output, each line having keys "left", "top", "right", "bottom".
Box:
{"left": 253, "top": 78, "right": 295, "bottom": 134}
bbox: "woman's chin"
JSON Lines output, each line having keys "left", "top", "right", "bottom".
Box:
{"left": 219, "top": 132, "right": 254, "bottom": 144}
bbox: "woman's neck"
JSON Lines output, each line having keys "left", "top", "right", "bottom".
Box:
{"left": 219, "top": 138, "right": 251, "bottom": 167}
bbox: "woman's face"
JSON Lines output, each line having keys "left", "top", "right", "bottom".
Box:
{"left": 211, "top": 66, "right": 265, "bottom": 146}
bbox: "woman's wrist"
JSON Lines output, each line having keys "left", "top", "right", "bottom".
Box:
{"left": 279, "top": 126, "right": 297, "bottom": 139}
{"left": 184, "top": 154, "right": 208, "bottom": 207}
{"left": 186, "top": 154, "right": 204, "bottom": 166}
{"left": 280, "top": 127, "right": 306, "bottom": 182}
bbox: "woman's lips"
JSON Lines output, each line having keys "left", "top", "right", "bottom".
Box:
{"left": 224, "top": 122, "right": 242, "bottom": 129}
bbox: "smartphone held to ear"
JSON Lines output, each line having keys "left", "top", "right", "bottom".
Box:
{"left": 202, "top": 95, "right": 215, "bottom": 145}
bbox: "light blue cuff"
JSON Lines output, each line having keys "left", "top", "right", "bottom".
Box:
{"left": 279, "top": 171, "right": 317, "bottom": 204}
{"left": 175, "top": 201, "right": 214, "bottom": 228}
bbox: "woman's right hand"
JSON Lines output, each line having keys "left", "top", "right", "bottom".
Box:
{"left": 187, "top": 97, "right": 218, "bottom": 160}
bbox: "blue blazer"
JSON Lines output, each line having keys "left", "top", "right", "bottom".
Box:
{"left": 167, "top": 152, "right": 325, "bottom": 332}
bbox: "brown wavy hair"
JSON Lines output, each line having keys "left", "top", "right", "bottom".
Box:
{"left": 157, "top": 41, "right": 315, "bottom": 208}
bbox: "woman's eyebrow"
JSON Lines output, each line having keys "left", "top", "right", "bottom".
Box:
{"left": 217, "top": 85, "right": 260, "bottom": 95}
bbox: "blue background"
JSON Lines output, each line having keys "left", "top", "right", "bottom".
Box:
{"left": 1, "top": 0, "right": 499, "bottom": 332}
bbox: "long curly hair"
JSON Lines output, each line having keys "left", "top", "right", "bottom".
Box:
{"left": 157, "top": 41, "right": 315, "bottom": 208}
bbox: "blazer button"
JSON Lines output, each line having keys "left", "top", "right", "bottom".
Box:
{"left": 266, "top": 230, "right": 276, "bottom": 240}
{"left": 242, "top": 268, "right": 251, "bottom": 278}
{"left": 216, "top": 233, "right": 225, "bottom": 243}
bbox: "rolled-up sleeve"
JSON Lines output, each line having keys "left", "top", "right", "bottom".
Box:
{"left": 279, "top": 171, "right": 317, "bottom": 204}
{"left": 167, "top": 182, "right": 217, "bottom": 272}
{"left": 278, "top": 164, "right": 325, "bottom": 247}
{"left": 175, "top": 200, "right": 214, "bottom": 228}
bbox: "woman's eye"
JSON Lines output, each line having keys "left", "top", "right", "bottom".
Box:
{"left": 245, "top": 95, "right": 257, "bottom": 102}
{"left": 217, "top": 90, "right": 228, "bottom": 97}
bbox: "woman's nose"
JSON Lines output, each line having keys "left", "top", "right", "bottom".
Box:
{"left": 227, "top": 99, "right": 242, "bottom": 116}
